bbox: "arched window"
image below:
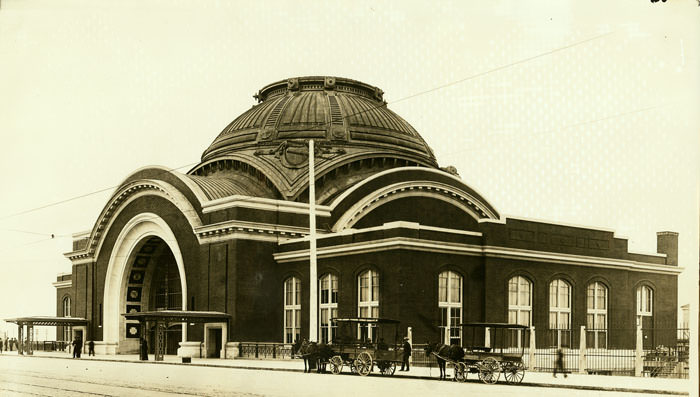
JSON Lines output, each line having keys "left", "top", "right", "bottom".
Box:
{"left": 586, "top": 282, "right": 608, "bottom": 349}
{"left": 358, "top": 269, "right": 379, "bottom": 340}
{"left": 508, "top": 276, "right": 532, "bottom": 348}
{"left": 62, "top": 296, "right": 72, "bottom": 342}
{"left": 63, "top": 296, "right": 71, "bottom": 317}
{"left": 283, "top": 277, "right": 301, "bottom": 344}
{"left": 319, "top": 273, "right": 338, "bottom": 344}
{"left": 636, "top": 285, "right": 654, "bottom": 349}
{"left": 438, "top": 271, "right": 462, "bottom": 345}
{"left": 549, "top": 279, "right": 572, "bottom": 347}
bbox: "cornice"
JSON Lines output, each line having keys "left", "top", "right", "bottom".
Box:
{"left": 195, "top": 219, "right": 323, "bottom": 242}
{"left": 202, "top": 195, "right": 331, "bottom": 217}
{"left": 274, "top": 237, "right": 682, "bottom": 275}
{"left": 52, "top": 280, "right": 72, "bottom": 288}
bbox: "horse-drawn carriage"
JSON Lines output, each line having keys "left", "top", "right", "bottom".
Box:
{"left": 326, "top": 318, "right": 405, "bottom": 376}
{"left": 429, "top": 322, "right": 528, "bottom": 384}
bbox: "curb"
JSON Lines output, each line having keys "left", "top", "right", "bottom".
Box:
{"left": 16, "top": 354, "right": 689, "bottom": 396}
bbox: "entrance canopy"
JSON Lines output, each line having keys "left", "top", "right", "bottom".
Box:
{"left": 123, "top": 310, "right": 230, "bottom": 324}
{"left": 123, "top": 310, "right": 230, "bottom": 361}
{"left": 3, "top": 316, "right": 88, "bottom": 355}
{"left": 5, "top": 316, "right": 88, "bottom": 327}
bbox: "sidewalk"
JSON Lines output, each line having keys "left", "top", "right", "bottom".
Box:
{"left": 2, "top": 350, "right": 690, "bottom": 395}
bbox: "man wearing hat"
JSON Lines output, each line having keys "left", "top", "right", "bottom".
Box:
{"left": 400, "top": 337, "right": 411, "bottom": 371}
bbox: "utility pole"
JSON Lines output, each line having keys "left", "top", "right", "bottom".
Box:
{"left": 308, "top": 139, "right": 318, "bottom": 342}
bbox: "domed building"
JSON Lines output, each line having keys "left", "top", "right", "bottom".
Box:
{"left": 55, "top": 77, "right": 679, "bottom": 359}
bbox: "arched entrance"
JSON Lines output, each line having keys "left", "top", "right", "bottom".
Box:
{"left": 103, "top": 213, "right": 187, "bottom": 354}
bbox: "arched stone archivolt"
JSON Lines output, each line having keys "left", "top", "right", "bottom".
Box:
{"left": 69, "top": 179, "right": 202, "bottom": 263}
{"left": 333, "top": 180, "right": 497, "bottom": 231}
{"left": 102, "top": 212, "right": 188, "bottom": 354}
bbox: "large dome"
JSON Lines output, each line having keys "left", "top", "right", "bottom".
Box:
{"left": 190, "top": 77, "right": 439, "bottom": 202}
{"left": 201, "top": 76, "right": 436, "bottom": 164}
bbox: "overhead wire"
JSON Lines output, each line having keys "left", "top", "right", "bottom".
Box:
{"left": 0, "top": 31, "right": 618, "bottom": 229}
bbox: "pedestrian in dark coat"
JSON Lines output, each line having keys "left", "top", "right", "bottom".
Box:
{"left": 88, "top": 340, "right": 95, "bottom": 356}
{"left": 553, "top": 348, "right": 567, "bottom": 378}
{"left": 139, "top": 338, "right": 148, "bottom": 361}
{"left": 400, "top": 337, "right": 412, "bottom": 371}
{"left": 72, "top": 337, "right": 82, "bottom": 358}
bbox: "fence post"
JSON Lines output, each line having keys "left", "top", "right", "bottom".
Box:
{"left": 485, "top": 327, "right": 490, "bottom": 348}
{"left": 529, "top": 326, "right": 536, "bottom": 370}
{"left": 579, "top": 325, "right": 587, "bottom": 374}
{"left": 635, "top": 323, "right": 643, "bottom": 376}
{"left": 407, "top": 326, "right": 413, "bottom": 367}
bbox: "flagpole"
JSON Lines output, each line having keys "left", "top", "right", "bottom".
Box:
{"left": 308, "top": 139, "right": 318, "bottom": 342}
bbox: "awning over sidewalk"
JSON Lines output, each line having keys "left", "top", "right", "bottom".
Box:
{"left": 4, "top": 316, "right": 88, "bottom": 327}
{"left": 3, "top": 316, "right": 88, "bottom": 355}
{"left": 122, "top": 310, "right": 230, "bottom": 324}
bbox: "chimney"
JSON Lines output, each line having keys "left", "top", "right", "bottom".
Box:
{"left": 656, "top": 231, "right": 679, "bottom": 266}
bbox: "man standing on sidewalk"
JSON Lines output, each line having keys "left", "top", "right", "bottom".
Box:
{"left": 72, "top": 337, "right": 82, "bottom": 359}
{"left": 399, "top": 337, "right": 411, "bottom": 371}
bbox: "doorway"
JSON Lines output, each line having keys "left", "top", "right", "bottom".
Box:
{"left": 207, "top": 328, "right": 222, "bottom": 358}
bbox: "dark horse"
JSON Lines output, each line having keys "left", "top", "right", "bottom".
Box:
{"left": 425, "top": 342, "right": 465, "bottom": 380}
{"left": 292, "top": 339, "right": 334, "bottom": 373}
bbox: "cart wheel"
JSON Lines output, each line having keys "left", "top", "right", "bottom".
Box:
{"left": 379, "top": 361, "right": 396, "bottom": 376}
{"left": 502, "top": 361, "right": 525, "bottom": 384}
{"left": 478, "top": 357, "right": 500, "bottom": 384}
{"left": 454, "top": 362, "right": 467, "bottom": 382}
{"left": 329, "top": 355, "right": 343, "bottom": 375}
{"left": 354, "top": 352, "right": 373, "bottom": 376}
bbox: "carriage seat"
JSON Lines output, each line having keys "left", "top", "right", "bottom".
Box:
{"left": 469, "top": 346, "right": 492, "bottom": 352}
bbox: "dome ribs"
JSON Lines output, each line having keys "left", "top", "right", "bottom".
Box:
{"left": 199, "top": 76, "right": 438, "bottom": 171}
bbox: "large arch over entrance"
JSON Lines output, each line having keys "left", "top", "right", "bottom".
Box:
{"left": 102, "top": 213, "right": 188, "bottom": 354}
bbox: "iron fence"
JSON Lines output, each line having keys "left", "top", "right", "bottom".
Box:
{"left": 642, "top": 328, "right": 689, "bottom": 379}
{"left": 238, "top": 342, "right": 292, "bottom": 359}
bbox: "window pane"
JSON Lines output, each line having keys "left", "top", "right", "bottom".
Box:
{"left": 359, "top": 307, "right": 367, "bottom": 318}
{"left": 295, "top": 279, "right": 300, "bottom": 305}
{"left": 372, "top": 272, "right": 379, "bottom": 301}
{"left": 598, "top": 331, "right": 607, "bottom": 349}
{"left": 597, "top": 286, "right": 606, "bottom": 309}
{"left": 549, "top": 312, "right": 557, "bottom": 328}
{"left": 587, "top": 285, "right": 594, "bottom": 309}
{"left": 439, "top": 273, "right": 447, "bottom": 302}
{"left": 587, "top": 314, "right": 594, "bottom": 329}
{"left": 520, "top": 278, "right": 530, "bottom": 306}
{"left": 450, "top": 274, "right": 461, "bottom": 304}
{"left": 508, "top": 278, "right": 517, "bottom": 305}
{"left": 508, "top": 310, "right": 517, "bottom": 324}
{"left": 521, "top": 310, "right": 530, "bottom": 327}
{"left": 597, "top": 314, "right": 606, "bottom": 328}
{"left": 550, "top": 281, "right": 557, "bottom": 307}
{"left": 371, "top": 306, "right": 378, "bottom": 318}
{"left": 561, "top": 312, "right": 570, "bottom": 328}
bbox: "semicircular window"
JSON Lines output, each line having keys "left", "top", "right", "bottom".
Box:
{"left": 150, "top": 253, "right": 182, "bottom": 311}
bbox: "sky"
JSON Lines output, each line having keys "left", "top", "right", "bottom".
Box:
{"left": 0, "top": 0, "right": 698, "bottom": 343}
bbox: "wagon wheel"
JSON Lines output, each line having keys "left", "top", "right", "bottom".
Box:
{"left": 478, "top": 357, "right": 501, "bottom": 384}
{"left": 502, "top": 361, "right": 525, "bottom": 384}
{"left": 454, "top": 362, "right": 468, "bottom": 382}
{"left": 329, "top": 355, "right": 343, "bottom": 375}
{"left": 379, "top": 361, "right": 396, "bottom": 376}
{"left": 353, "top": 352, "right": 373, "bottom": 376}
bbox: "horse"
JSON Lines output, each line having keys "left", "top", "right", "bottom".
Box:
{"left": 425, "top": 342, "right": 465, "bottom": 380}
{"left": 292, "top": 339, "right": 334, "bottom": 373}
